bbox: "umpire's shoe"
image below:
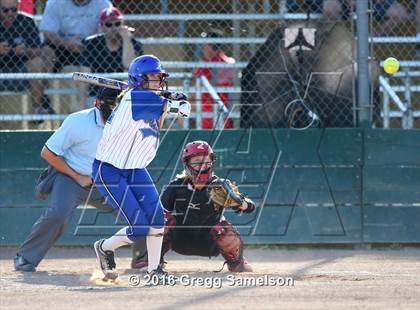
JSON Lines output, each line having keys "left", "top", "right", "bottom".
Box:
{"left": 14, "top": 254, "right": 36, "bottom": 272}
{"left": 94, "top": 239, "right": 118, "bottom": 280}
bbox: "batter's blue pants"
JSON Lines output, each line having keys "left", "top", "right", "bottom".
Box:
{"left": 92, "top": 159, "right": 164, "bottom": 241}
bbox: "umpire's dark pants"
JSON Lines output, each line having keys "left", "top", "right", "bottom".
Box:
{"left": 18, "top": 173, "right": 112, "bottom": 267}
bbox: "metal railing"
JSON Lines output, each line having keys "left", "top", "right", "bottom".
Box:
{"left": 33, "top": 13, "right": 324, "bottom": 22}
{"left": 0, "top": 72, "right": 191, "bottom": 127}
{"left": 198, "top": 75, "right": 228, "bottom": 130}
{"left": 30, "top": 13, "right": 418, "bottom": 47}
{"left": 379, "top": 61, "right": 420, "bottom": 129}
{"left": 1, "top": 10, "right": 419, "bottom": 129}
{"left": 1, "top": 62, "right": 419, "bottom": 128}
{"left": 0, "top": 71, "right": 242, "bottom": 130}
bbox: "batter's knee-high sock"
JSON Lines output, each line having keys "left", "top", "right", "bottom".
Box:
{"left": 102, "top": 227, "right": 133, "bottom": 252}
{"left": 147, "top": 227, "right": 164, "bottom": 272}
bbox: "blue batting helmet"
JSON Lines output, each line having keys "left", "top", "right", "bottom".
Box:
{"left": 128, "top": 55, "right": 168, "bottom": 88}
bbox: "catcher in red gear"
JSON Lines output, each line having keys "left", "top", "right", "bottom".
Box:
{"left": 131, "top": 140, "right": 256, "bottom": 272}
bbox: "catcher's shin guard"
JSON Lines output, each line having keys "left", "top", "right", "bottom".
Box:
{"left": 210, "top": 220, "right": 253, "bottom": 272}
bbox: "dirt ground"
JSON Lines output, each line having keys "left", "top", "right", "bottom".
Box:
{"left": 1, "top": 246, "right": 419, "bottom": 310}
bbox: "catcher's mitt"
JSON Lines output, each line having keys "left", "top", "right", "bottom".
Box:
{"left": 208, "top": 178, "right": 244, "bottom": 210}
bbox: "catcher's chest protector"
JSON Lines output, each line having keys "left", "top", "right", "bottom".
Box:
{"left": 173, "top": 183, "right": 223, "bottom": 227}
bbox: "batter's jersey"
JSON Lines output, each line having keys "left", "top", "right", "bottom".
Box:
{"left": 95, "top": 89, "right": 166, "bottom": 169}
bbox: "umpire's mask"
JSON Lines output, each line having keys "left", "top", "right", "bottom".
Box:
{"left": 96, "top": 87, "right": 120, "bottom": 121}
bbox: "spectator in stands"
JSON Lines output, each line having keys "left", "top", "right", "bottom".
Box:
{"left": 192, "top": 29, "right": 236, "bottom": 129}
{"left": 40, "top": 0, "right": 111, "bottom": 73}
{"left": 14, "top": 87, "right": 118, "bottom": 272}
{"left": 78, "top": 6, "right": 143, "bottom": 108}
{"left": 287, "top": 0, "right": 410, "bottom": 35}
{"left": 0, "top": 0, "right": 55, "bottom": 115}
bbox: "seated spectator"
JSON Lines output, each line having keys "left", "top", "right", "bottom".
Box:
{"left": 78, "top": 6, "right": 143, "bottom": 108}
{"left": 287, "top": 0, "right": 410, "bottom": 35}
{"left": 192, "top": 29, "right": 235, "bottom": 129}
{"left": 40, "top": 0, "right": 111, "bottom": 73}
{"left": 0, "top": 0, "right": 55, "bottom": 115}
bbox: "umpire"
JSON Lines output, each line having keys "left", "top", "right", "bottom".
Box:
{"left": 14, "top": 87, "right": 119, "bottom": 272}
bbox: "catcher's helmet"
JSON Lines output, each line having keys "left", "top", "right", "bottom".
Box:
{"left": 182, "top": 141, "right": 216, "bottom": 183}
{"left": 128, "top": 55, "right": 168, "bottom": 89}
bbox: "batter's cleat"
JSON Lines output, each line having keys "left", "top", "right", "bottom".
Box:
{"left": 14, "top": 254, "right": 36, "bottom": 272}
{"left": 227, "top": 258, "right": 253, "bottom": 273}
{"left": 94, "top": 239, "right": 118, "bottom": 280}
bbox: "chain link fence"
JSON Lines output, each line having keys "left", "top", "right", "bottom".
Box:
{"left": 0, "top": 0, "right": 418, "bottom": 129}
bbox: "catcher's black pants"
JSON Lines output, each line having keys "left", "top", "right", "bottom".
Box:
{"left": 132, "top": 228, "right": 221, "bottom": 261}
{"left": 132, "top": 225, "right": 245, "bottom": 261}
{"left": 167, "top": 229, "right": 220, "bottom": 257}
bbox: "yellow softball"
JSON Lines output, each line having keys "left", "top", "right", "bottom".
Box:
{"left": 383, "top": 57, "right": 399, "bottom": 75}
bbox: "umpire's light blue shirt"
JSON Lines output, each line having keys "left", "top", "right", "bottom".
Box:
{"left": 45, "top": 108, "right": 104, "bottom": 176}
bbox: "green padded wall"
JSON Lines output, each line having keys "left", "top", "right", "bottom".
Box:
{"left": 0, "top": 129, "right": 419, "bottom": 245}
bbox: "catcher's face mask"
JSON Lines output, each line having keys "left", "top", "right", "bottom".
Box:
{"left": 186, "top": 154, "right": 214, "bottom": 184}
